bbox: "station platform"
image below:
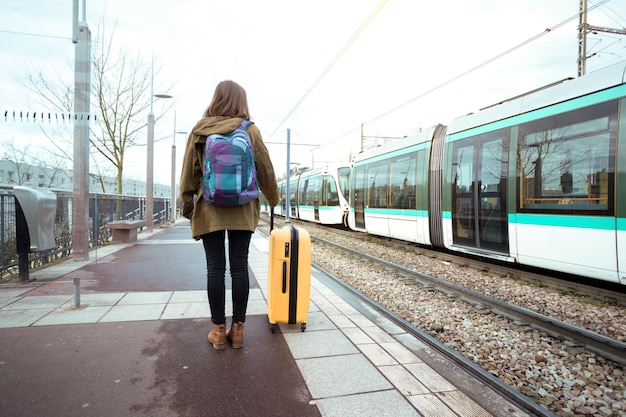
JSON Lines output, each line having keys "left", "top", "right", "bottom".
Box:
{"left": 0, "top": 220, "right": 531, "bottom": 417}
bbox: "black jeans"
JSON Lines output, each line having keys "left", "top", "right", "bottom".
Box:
{"left": 201, "top": 230, "right": 252, "bottom": 325}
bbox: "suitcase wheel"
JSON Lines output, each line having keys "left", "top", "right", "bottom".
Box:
{"left": 270, "top": 323, "right": 278, "bottom": 333}
{"left": 301, "top": 323, "right": 306, "bottom": 332}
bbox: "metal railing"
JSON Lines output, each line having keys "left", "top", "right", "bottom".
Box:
{"left": 0, "top": 187, "right": 173, "bottom": 281}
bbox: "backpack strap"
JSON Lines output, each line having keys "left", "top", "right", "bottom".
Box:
{"left": 236, "top": 120, "right": 254, "bottom": 148}
{"left": 238, "top": 119, "right": 252, "bottom": 130}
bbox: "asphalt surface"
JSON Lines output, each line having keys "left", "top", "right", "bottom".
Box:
{"left": 0, "top": 223, "right": 321, "bottom": 417}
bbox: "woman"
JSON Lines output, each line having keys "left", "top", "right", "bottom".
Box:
{"left": 180, "top": 80, "right": 279, "bottom": 350}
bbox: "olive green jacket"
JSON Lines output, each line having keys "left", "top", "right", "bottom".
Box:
{"left": 179, "top": 116, "right": 279, "bottom": 240}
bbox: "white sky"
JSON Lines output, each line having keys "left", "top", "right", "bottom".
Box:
{"left": 1, "top": 0, "right": 625, "bottom": 186}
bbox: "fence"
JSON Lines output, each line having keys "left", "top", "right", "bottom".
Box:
{"left": 0, "top": 188, "right": 173, "bottom": 281}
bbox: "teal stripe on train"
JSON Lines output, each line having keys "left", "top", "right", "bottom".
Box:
{"left": 297, "top": 205, "right": 342, "bottom": 211}
{"left": 363, "top": 208, "right": 428, "bottom": 217}
{"left": 512, "top": 214, "right": 616, "bottom": 230}
{"left": 440, "top": 211, "right": 621, "bottom": 230}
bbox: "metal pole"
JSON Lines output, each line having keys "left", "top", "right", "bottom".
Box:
{"left": 285, "top": 128, "right": 291, "bottom": 223}
{"left": 170, "top": 112, "right": 176, "bottom": 224}
{"left": 147, "top": 114, "right": 154, "bottom": 231}
{"left": 146, "top": 59, "right": 173, "bottom": 231}
{"left": 72, "top": 14, "right": 91, "bottom": 260}
{"left": 577, "top": 0, "right": 588, "bottom": 77}
{"left": 72, "top": 0, "right": 78, "bottom": 43}
{"left": 146, "top": 58, "right": 155, "bottom": 232}
{"left": 73, "top": 277, "right": 80, "bottom": 308}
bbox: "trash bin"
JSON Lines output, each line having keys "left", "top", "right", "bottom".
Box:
{"left": 13, "top": 186, "right": 57, "bottom": 281}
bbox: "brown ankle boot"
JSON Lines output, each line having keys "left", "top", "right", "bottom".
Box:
{"left": 208, "top": 323, "right": 226, "bottom": 350}
{"left": 226, "top": 322, "right": 244, "bottom": 349}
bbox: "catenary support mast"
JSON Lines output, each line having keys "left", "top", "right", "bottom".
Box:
{"left": 578, "top": 0, "right": 626, "bottom": 76}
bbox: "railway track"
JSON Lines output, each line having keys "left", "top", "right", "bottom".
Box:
{"left": 312, "top": 259, "right": 558, "bottom": 417}
{"left": 262, "top": 215, "right": 626, "bottom": 309}
{"left": 311, "top": 234, "right": 626, "bottom": 366}
{"left": 258, "top": 219, "right": 555, "bottom": 416}
{"left": 260, "top": 215, "right": 626, "bottom": 416}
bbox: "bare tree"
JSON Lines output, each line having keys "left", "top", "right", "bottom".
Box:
{"left": 1, "top": 141, "right": 35, "bottom": 185}
{"left": 24, "top": 16, "right": 173, "bottom": 195}
{"left": 1, "top": 139, "right": 70, "bottom": 187}
{"left": 91, "top": 19, "right": 173, "bottom": 195}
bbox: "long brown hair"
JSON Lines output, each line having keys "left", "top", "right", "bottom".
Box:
{"left": 203, "top": 80, "right": 250, "bottom": 119}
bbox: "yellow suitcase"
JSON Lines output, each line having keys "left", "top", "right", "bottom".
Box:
{"left": 267, "top": 213, "right": 311, "bottom": 332}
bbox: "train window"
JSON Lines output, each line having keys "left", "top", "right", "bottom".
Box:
{"left": 452, "top": 143, "right": 476, "bottom": 240}
{"left": 278, "top": 183, "right": 286, "bottom": 210}
{"left": 452, "top": 145, "right": 475, "bottom": 193}
{"left": 289, "top": 180, "right": 297, "bottom": 207}
{"left": 299, "top": 180, "right": 306, "bottom": 205}
{"left": 518, "top": 100, "right": 616, "bottom": 214}
{"left": 323, "top": 176, "right": 339, "bottom": 206}
{"left": 367, "top": 160, "right": 389, "bottom": 208}
{"left": 390, "top": 154, "right": 417, "bottom": 209}
{"left": 306, "top": 176, "right": 321, "bottom": 206}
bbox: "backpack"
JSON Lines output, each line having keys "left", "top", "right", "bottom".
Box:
{"left": 202, "top": 120, "right": 259, "bottom": 207}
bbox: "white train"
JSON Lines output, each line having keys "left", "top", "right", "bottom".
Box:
{"left": 347, "top": 61, "right": 626, "bottom": 285}
{"left": 264, "top": 164, "right": 351, "bottom": 226}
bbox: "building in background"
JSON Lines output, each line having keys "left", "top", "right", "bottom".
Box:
{"left": 0, "top": 159, "right": 174, "bottom": 197}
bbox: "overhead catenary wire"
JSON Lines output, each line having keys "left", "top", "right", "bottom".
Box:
{"left": 268, "top": 0, "right": 388, "bottom": 140}
{"left": 363, "top": 13, "right": 584, "bottom": 126}
{"left": 590, "top": 0, "right": 626, "bottom": 28}
{"left": 315, "top": 0, "right": 613, "bottom": 150}
{"left": 585, "top": 0, "right": 626, "bottom": 60}
{"left": 0, "top": 29, "right": 70, "bottom": 41}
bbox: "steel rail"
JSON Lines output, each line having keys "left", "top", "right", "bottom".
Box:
{"left": 311, "top": 259, "right": 558, "bottom": 417}
{"left": 258, "top": 221, "right": 555, "bottom": 416}
{"left": 312, "top": 235, "right": 626, "bottom": 367}
{"left": 262, "top": 214, "right": 626, "bottom": 307}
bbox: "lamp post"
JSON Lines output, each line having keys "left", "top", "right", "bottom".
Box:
{"left": 285, "top": 128, "right": 291, "bottom": 223}
{"left": 146, "top": 60, "right": 172, "bottom": 232}
{"left": 171, "top": 121, "right": 188, "bottom": 224}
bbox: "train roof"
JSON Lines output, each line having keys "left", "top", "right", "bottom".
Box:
{"left": 279, "top": 163, "right": 351, "bottom": 184}
{"left": 353, "top": 125, "right": 438, "bottom": 163}
{"left": 446, "top": 60, "right": 626, "bottom": 136}
{"left": 298, "top": 163, "right": 350, "bottom": 176}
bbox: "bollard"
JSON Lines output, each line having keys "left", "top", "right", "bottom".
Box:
{"left": 73, "top": 277, "right": 80, "bottom": 308}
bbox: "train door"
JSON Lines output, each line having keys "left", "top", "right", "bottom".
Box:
{"left": 617, "top": 223, "right": 625, "bottom": 286}
{"left": 278, "top": 183, "right": 286, "bottom": 216}
{"left": 616, "top": 101, "right": 625, "bottom": 285}
{"left": 451, "top": 131, "right": 509, "bottom": 253}
{"left": 353, "top": 165, "right": 366, "bottom": 229}
{"left": 310, "top": 176, "right": 321, "bottom": 221}
{"left": 619, "top": 216, "right": 625, "bottom": 285}
{"left": 613, "top": 104, "right": 624, "bottom": 283}
{"left": 290, "top": 179, "right": 298, "bottom": 218}
{"left": 298, "top": 180, "right": 307, "bottom": 220}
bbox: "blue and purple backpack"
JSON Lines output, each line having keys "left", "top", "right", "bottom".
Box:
{"left": 202, "top": 120, "right": 259, "bottom": 207}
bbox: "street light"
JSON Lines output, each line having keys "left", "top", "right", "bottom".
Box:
{"left": 146, "top": 60, "right": 172, "bottom": 232}
{"left": 171, "top": 118, "right": 188, "bottom": 224}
